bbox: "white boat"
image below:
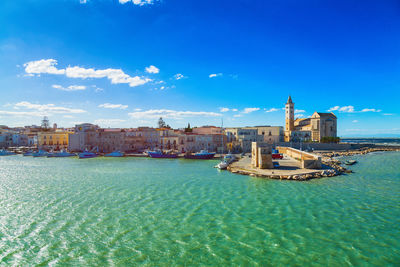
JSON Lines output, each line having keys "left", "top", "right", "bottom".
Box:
{"left": 216, "top": 161, "right": 229, "bottom": 170}
{"left": 216, "top": 153, "right": 236, "bottom": 169}
{"left": 105, "top": 151, "right": 124, "bottom": 157}
{"left": 0, "top": 149, "right": 16, "bottom": 156}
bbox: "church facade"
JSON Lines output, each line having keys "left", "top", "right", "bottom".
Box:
{"left": 284, "top": 96, "right": 337, "bottom": 142}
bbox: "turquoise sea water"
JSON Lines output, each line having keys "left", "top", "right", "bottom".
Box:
{"left": 0, "top": 152, "right": 399, "bottom": 266}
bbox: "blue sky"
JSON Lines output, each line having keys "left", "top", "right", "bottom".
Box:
{"left": 0, "top": 0, "right": 399, "bottom": 136}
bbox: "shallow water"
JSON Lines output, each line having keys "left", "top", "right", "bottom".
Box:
{"left": 0, "top": 153, "right": 399, "bottom": 266}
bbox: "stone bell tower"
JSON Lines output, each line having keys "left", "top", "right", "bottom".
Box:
{"left": 285, "top": 95, "right": 294, "bottom": 132}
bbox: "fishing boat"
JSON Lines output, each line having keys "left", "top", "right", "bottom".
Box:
{"left": 78, "top": 150, "right": 98, "bottom": 159}
{"left": 344, "top": 160, "right": 357, "bottom": 165}
{"left": 184, "top": 150, "right": 215, "bottom": 160}
{"left": 23, "top": 150, "right": 34, "bottom": 156}
{"left": 105, "top": 151, "right": 124, "bottom": 157}
{"left": 148, "top": 150, "right": 178, "bottom": 159}
{"left": 0, "top": 149, "right": 16, "bottom": 156}
{"left": 32, "top": 150, "right": 48, "bottom": 157}
{"left": 48, "top": 150, "right": 76, "bottom": 157}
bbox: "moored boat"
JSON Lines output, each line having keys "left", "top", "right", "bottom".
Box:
{"left": 32, "top": 150, "right": 48, "bottom": 157}
{"left": 148, "top": 150, "right": 178, "bottom": 159}
{"left": 344, "top": 160, "right": 357, "bottom": 165}
{"left": 78, "top": 151, "right": 98, "bottom": 159}
{"left": 184, "top": 150, "right": 215, "bottom": 160}
{"left": 23, "top": 150, "right": 34, "bottom": 156}
{"left": 216, "top": 153, "right": 236, "bottom": 169}
{"left": 105, "top": 151, "right": 124, "bottom": 157}
{"left": 48, "top": 150, "right": 76, "bottom": 157}
{"left": 0, "top": 149, "right": 16, "bottom": 156}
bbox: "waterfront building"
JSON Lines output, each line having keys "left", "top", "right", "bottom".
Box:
{"left": 243, "top": 126, "right": 284, "bottom": 144}
{"left": 126, "top": 127, "right": 159, "bottom": 150}
{"left": 68, "top": 123, "right": 99, "bottom": 152}
{"left": 94, "top": 128, "right": 125, "bottom": 153}
{"left": 284, "top": 96, "right": 337, "bottom": 142}
{"left": 38, "top": 130, "right": 73, "bottom": 150}
{"left": 225, "top": 128, "right": 263, "bottom": 153}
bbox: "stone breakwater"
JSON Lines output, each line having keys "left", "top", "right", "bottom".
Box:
{"left": 318, "top": 146, "right": 400, "bottom": 158}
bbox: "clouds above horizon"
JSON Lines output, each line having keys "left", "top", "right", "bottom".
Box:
{"left": 0, "top": 101, "right": 86, "bottom": 117}
{"left": 328, "top": 105, "right": 382, "bottom": 113}
{"left": 24, "top": 59, "right": 152, "bottom": 87}
{"left": 52, "top": 84, "right": 86, "bottom": 91}
{"left": 145, "top": 65, "right": 159, "bottom": 74}
{"left": 209, "top": 73, "right": 222, "bottom": 78}
{"left": 242, "top": 107, "right": 260, "bottom": 114}
{"left": 119, "top": 0, "right": 154, "bottom": 5}
{"left": 128, "top": 109, "right": 222, "bottom": 119}
{"left": 219, "top": 107, "right": 238, "bottom": 112}
{"left": 98, "top": 103, "right": 128, "bottom": 110}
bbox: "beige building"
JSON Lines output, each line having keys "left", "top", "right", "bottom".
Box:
{"left": 284, "top": 96, "right": 337, "bottom": 142}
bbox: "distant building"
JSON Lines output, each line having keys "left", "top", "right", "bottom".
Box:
{"left": 284, "top": 96, "right": 337, "bottom": 142}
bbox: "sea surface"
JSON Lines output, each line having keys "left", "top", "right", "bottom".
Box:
{"left": 0, "top": 153, "right": 399, "bottom": 266}
{"left": 341, "top": 138, "right": 400, "bottom": 146}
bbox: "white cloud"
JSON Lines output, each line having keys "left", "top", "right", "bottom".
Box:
{"left": 134, "top": 108, "right": 142, "bottom": 111}
{"left": 91, "top": 85, "right": 104, "bottom": 92}
{"left": 94, "top": 119, "right": 126, "bottom": 125}
{"left": 80, "top": 0, "right": 87, "bottom": 3}
{"left": 24, "top": 59, "right": 151, "bottom": 87}
{"left": 243, "top": 107, "right": 260, "bottom": 114}
{"left": 145, "top": 65, "right": 159, "bottom": 74}
{"left": 352, "top": 120, "right": 358, "bottom": 123}
{"left": 0, "top": 102, "right": 86, "bottom": 117}
{"left": 295, "top": 109, "right": 305, "bottom": 114}
{"left": 14, "top": 101, "right": 86, "bottom": 114}
{"left": 128, "top": 109, "right": 222, "bottom": 119}
{"left": 265, "top": 108, "right": 279, "bottom": 113}
{"left": 233, "top": 114, "right": 243, "bottom": 118}
{"left": 174, "top": 73, "right": 185, "bottom": 80}
{"left": 219, "top": 107, "right": 230, "bottom": 112}
{"left": 361, "top": 108, "right": 381, "bottom": 113}
{"left": 24, "top": 59, "right": 65, "bottom": 75}
{"left": 329, "top": 105, "right": 382, "bottom": 113}
{"left": 119, "top": 0, "right": 154, "bottom": 5}
{"left": 209, "top": 73, "right": 222, "bottom": 78}
{"left": 383, "top": 113, "right": 394, "bottom": 116}
{"left": 295, "top": 114, "right": 304, "bottom": 118}
{"left": 98, "top": 103, "right": 128, "bottom": 110}
{"left": 52, "top": 84, "right": 86, "bottom": 91}
{"left": 328, "top": 105, "right": 355, "bottom": 113}
{"left": 232, "top": 108, "right": 238, "bottom": 112}
{"left": 63, "top": 115, "right": 74, "bottom": 118}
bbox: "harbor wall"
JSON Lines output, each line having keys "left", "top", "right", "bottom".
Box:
{"left": 277, "top": 146, "right": 322, "bottom": 169}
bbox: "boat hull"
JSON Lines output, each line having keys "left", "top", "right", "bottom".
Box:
{"left": 184, "top": 154, "right": 215, "bottom": 159}
{"left": 78, "top": 153, "right": 98, "bottom": 159}
{"left": 148, "top": 152, "right": 178, "bottom": 158}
